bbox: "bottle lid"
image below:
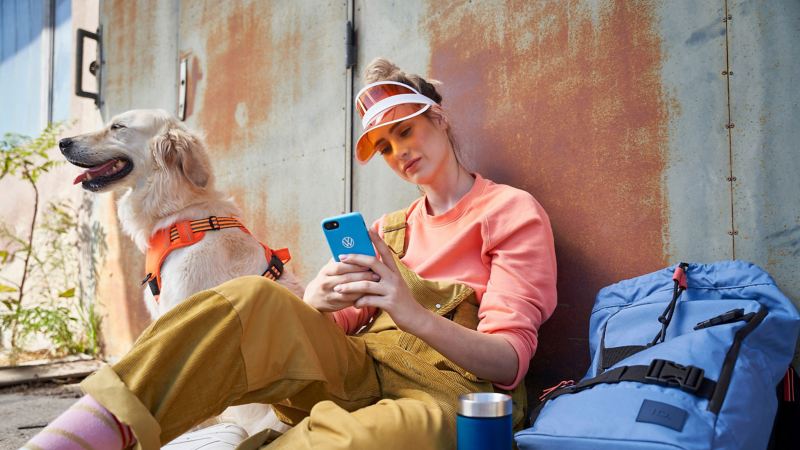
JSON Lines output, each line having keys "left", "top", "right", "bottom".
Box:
{"left": 458, "top": 393, "right": 512, "bottom": 417}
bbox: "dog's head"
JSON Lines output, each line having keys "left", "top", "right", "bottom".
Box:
{"left": 59, "top": 109, "right": 212, "bottom": 193}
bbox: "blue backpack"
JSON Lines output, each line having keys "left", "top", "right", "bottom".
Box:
{"left": 515, "top": 261, "right": 800, "bottom": 450}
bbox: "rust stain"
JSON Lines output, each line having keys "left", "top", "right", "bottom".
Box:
{"left": 95, "top": 194, "right": 150, "bottom": 357}
{"left": 199, "top": 2, "right": 274, "bottom": 154}
{"left": 426, "top": 0, "right": 669, "bottom": 389}
{"left": 184, "top": 54, "right": 203, "bottom": 120}
{"left": 191, "top": 2, "right": 310, "bottom": 279}
{"left": 106, "top": 0, "right": 162, "bottom": 109}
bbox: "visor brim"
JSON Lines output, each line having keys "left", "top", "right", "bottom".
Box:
{"left": 355, "top": 103, "right": 432, "bottom": 163}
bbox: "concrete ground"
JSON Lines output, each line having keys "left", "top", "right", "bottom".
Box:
{"left": 0, "top": 382, "right": 82, "bottom": 449}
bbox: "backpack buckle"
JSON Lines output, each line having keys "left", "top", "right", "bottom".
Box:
{"left": 646, "top": 359, "right": 704, "bottom": 393}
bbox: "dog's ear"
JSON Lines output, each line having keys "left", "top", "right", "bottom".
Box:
{"left": 151, "top": 124, "right": 211, "bottom": 188}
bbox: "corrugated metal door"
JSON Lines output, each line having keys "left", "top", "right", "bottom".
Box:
{"left": 175, "top": 0, "right": 349, "bottom": 282}
{"left": 352, "top": 0, "right": 800, "bottom": 396}
{"left": 98, "top": 0, "right": 349, "bottom": 353}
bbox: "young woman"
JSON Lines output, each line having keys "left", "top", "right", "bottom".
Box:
{"left": 24, "top": 58, "right": 557, "bottom": 450}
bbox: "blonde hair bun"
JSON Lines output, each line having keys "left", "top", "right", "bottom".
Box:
{"left": 363, "top": 57, "right": 443, "bottom": 104}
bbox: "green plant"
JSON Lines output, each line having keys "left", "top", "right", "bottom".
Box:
{"left": 0, "top": 125, "right": 103, "bottom": 359}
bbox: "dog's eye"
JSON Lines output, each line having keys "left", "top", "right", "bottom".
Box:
{"left": 110, "top": 123, "right": 125, "bottom": 130}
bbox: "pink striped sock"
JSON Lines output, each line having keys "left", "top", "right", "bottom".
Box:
{"left": 22, "top": 395, "right": 135, "bottom": 450}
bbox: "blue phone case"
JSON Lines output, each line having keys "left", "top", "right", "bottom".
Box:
{"left": 321, "top": 212, "right": 376, "bottom": 262}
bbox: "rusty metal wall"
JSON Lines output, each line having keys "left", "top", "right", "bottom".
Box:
{"left": 727, "top": 0, "right": 800, "bottom": 364}
{"left": 351, "top": 0, "right": 432, "bottom": 223}
{"left": 95, "top": 0, "right": 799, "bottom": 380}
{"left": 727, "top": 0, "right": 800, "bottom": 308}
{"left": 96, "top": 0, "right": 181, "bottom": 356}
{"left": 97, "top": 0, "right": 348, "bottom": 355}
{"left": 176, "top": 0, "right": 348, "bottom": 283}
{"left": 352, "top": 0, "right": 800, "bottom": 395}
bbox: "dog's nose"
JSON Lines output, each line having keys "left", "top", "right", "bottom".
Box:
{"left": 58, "top": 138, "right": 73, "bottom": 152}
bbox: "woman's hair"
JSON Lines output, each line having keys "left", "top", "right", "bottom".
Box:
{"left": 363, "top": 58, "right": 464, "bottom": 167}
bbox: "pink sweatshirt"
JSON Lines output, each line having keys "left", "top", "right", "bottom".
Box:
{"left": 332, "top": 174, "right": 557, "bottom": 389}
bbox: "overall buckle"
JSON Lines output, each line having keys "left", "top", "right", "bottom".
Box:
{"left": 646, "top": 359, "right": 704, "bottom": 393}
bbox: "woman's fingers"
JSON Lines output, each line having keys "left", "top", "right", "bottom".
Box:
{"left": 354, "top": 294, "right": 381, "bottom": 309}
{"left": 339, "top": 253, "right": 393, "bottom": 279}
{"left": 334, "top": 280, "right": 383, "bottom": 296}
{"left": 331, "top": 270, "right": 380, "bottom": 286}
{"left": 324, "top": 259, "right": 372, "bottom": 276}
{"left": 367, "top": 229, "right": 400, "bottom": 272}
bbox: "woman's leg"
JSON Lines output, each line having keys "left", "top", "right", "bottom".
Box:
{"left": 254, "top": 390, "right": 447, "bottom": 450}
{"left": 67, "top": 276, "right": 378, "bottom": 449}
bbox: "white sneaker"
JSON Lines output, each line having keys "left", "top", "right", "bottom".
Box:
{"left": 162, "top": 423, "right": 248, "bottom": 449}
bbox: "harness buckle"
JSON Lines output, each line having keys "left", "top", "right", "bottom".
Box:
{"left": 646, "top": 359, "right": 704, "bottom": 393}
{"left": 208, "top": 216, "right": 221, "bottom": 230}
{"left": 148, "top": 277, "right": 161, "bottom": 296}
{"left": 263, "top": 254, "right": 284, "bottom": 280}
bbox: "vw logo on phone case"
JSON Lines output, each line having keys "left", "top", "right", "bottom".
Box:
{"left": 342, "top": 236, "right": 355, "bottom": 249}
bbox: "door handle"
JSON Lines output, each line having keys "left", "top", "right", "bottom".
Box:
{"left": 75, "top": 28, "right": 100, "bottom": 106}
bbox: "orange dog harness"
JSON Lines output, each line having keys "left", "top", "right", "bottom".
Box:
{"left": 142, "top": 216, "right": 291, "bottom": 302}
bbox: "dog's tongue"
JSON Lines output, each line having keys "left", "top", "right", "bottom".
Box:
{"left": 73, "top": 160, "right": 118, "bottom": 185}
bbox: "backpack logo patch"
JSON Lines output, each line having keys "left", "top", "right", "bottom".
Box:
{"left": 636, "top": 399, "right": 687, "bottom": 432}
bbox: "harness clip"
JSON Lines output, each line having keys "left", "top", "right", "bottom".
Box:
{"left": 646, "top": 359, "right": 704, "bottom": 393}
{"left": 263, "top": 254, "right": 285, "bottom": 280}
{"left": 208, "top": 216, "right": 221, "bottom": 230}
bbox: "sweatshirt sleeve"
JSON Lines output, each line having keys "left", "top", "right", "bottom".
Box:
{"left": 332, "top": 306, "right": 377, "bottom": 334}
{"left": 478, "top": 194, "right": 558, "bottom": 390}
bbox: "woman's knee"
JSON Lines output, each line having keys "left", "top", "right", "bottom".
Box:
{"left": 214, "top": 275, "right": 303, "bottom": 316}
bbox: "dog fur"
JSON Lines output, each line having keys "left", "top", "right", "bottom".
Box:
{"left": 60, "top": 109, "right": 299, "bottom": 436}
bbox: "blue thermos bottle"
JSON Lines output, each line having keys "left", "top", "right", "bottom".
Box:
{"left": 457, "top": 392, "right": 513, "bottom": 450}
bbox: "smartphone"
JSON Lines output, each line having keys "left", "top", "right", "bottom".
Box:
{"left": 321, "top": 212, "right": 377, "bottom": 262}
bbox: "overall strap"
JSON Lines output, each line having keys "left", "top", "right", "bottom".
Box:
{"left": 366, "top": 208, "right": 479, "bottom": 333}
{"left": 382, "top": 209, "right": 409, "bottom": 259}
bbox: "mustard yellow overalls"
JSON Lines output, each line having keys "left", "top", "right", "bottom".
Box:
{"left": 81, "top": 210, "right": 526, "bottom": 449}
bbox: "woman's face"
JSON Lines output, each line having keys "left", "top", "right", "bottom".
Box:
{"left": 368, "top": 113, "right": 453, "bottom": 185}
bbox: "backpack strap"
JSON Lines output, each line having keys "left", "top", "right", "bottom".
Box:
{"left": 542, "top": 359, "right": 717, "bottom": 403}
{"left": 382, "top": 209, "right": 409, "bottom": 258}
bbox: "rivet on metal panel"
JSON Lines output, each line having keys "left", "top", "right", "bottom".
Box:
{"left": 728, "top": 230, "right": 739, "bottom": 236}
{"left": 728, "top": 71, "right": 733, "bottom": 76}
{"left": 721, "top": 70, "right": 733, "bottom": 76}
{"left": 722, "top": 14, "right": 733, "bottom": 22}
{"left": 726, "top": 176, "right": 737, "bottom": 182}
{"left": 726, "top": 123, "right": 735, "bottom": 129}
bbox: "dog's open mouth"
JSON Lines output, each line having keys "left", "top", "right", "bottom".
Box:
{"left": 72, "top": 158, "right": 133, "bottom": 191}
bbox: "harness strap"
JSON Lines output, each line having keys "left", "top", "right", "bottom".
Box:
{"left": 144, "top": 216, "right": 291, "bottom": 302}
{"left": 541, "top": 359, "right": 717, "bottom": 404}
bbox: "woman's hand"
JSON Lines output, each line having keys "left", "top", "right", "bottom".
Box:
{"left": 333, "top": 230, "right": 519, "bottom": 385}
{"left": 303, "top": 258, "right": 380, "bottom": 312}
{"left": 332, "top": 229, "right": 431, "bottom": 333}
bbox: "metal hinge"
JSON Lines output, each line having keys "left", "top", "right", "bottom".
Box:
{"left": 345, "top": 21, "right": 356, "bottom": 69}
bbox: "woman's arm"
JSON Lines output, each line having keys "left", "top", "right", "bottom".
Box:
{"left": 413, "top": 308, "right": 519, "bottom": 385}
{"left": 335, "top": 230, "right": 519, "bottom": 385}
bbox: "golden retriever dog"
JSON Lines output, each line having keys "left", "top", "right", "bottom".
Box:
{"left": 59, "top": 109, "right": 298, "bottom": 440}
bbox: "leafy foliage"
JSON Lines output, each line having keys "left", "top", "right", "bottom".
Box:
{"left": 0, "top": 125, "right": 104, "bottom": 361}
